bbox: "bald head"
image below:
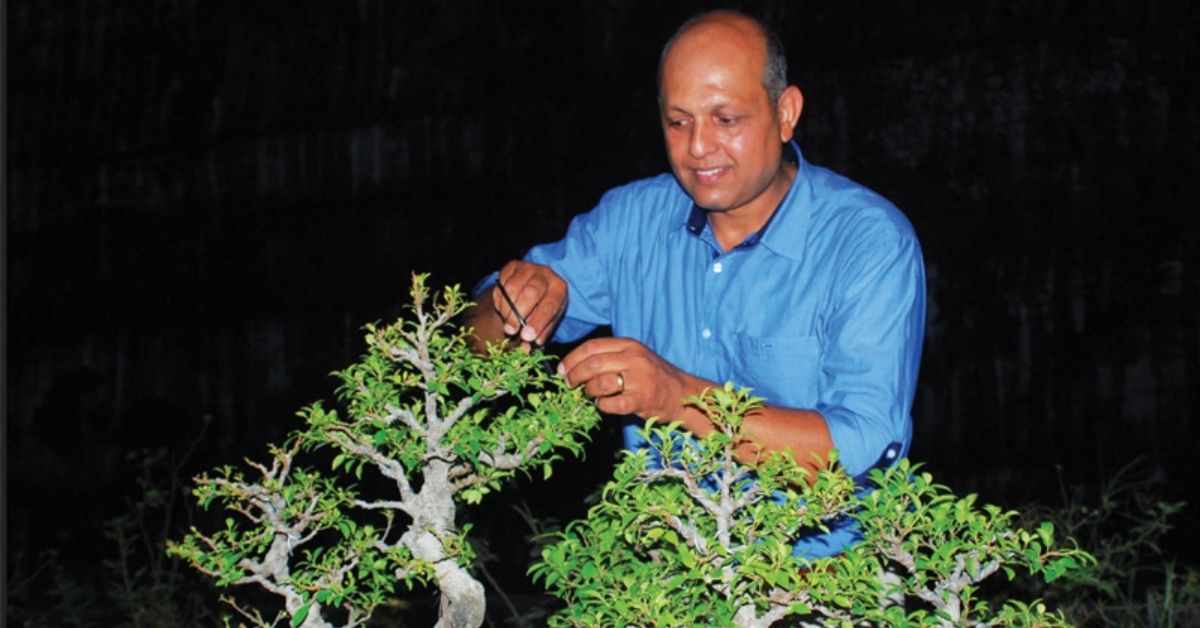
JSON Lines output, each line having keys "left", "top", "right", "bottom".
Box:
{"left": 658, "top": 11, "right": 788, "bottom": 104}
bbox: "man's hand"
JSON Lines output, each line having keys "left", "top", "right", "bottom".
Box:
{"left": 558, "top": 337, "right": 836, "bottom": 474}
{"left": 493, "top": 261, "right": 567, "bottom": 347}
{"left": 558, "top": 337, "right": 698, "bottom": 421}
{"left": 465, "top": 260, "right": 567, "bottom": 352}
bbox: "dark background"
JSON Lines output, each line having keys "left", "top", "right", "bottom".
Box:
{"left": 7, "top": 0, "right": 1200, "bottom": 610}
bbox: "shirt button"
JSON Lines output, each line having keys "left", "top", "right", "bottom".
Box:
{"left": 712, "top": 262, "right": 723, "bottom": 273}
{"left": 701, "top": 328, "right": 712, "bottom": 339}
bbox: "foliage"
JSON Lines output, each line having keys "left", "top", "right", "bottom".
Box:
{"left": 7, "top": 548, "right": 98, "bottom": 628}
{"left": 168, "top": 274, "right": 601, "bottom": 628}
{"left": 7, "top": 442, "right": 224, "bottom": 628}
{"left": 531, "top": 383, "right": 1093, "bottom": 627}
{"left": 1013, "top": 460, "right": 1200, "bottom": 626}
{"left": 101, "top": 445, "right": 228, "bottom": 627}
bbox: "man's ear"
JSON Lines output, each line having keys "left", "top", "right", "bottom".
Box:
{"left": 776, "top": 85, "right": 804, "bottom": 143}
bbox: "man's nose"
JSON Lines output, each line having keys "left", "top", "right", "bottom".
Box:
{"left": 688, "top": 122, "right": 715, "bottom": 158}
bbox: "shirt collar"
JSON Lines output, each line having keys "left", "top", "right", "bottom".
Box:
{"left": 681, "top": 141, "right": 810, "bottom": 259}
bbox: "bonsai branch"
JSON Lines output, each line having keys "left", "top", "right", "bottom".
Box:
{"left": 477, "top": 435, "right": 544, "bottom": 470}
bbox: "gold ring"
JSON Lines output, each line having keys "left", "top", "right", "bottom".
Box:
{"left": 615, "top": 372, "right": 626, "bottom": 393}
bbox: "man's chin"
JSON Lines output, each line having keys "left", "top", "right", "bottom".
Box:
{"left": 688, "top": 192, "right": 735, "bottom": 213}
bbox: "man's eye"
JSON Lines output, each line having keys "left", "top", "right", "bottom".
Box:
{"left": 717, "top": 116, "right": 737, "bottom": 125}
{"left": 668, "top": 119, "right": 688, "bottom": 128}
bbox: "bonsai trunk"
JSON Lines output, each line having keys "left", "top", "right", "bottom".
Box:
{"left": 404, "top": 459, "right": 487, "bottom": 628}
{"left": 433, "top": 561, "right": 487, "bottom": 628}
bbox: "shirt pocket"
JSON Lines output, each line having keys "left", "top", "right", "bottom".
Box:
{"left": 732, "top": 334, "right": 822, "bottom": 408}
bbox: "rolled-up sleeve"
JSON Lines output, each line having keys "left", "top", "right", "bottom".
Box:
{"left": 815, "top": 225, "right": 925, "bottom": 478}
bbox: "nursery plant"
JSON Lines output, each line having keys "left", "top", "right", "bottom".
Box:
{"left": 531, "top": 384, "right": 1093, "bottom": 627}
{"left": 168, "top": 275, "right": 601, "bottom": 628}
{"left": 1011, "top": 460, "right": 1200, "bottom": 625}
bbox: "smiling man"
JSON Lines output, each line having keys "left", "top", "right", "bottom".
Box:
{"left": 467, "top": 10, "right": 926, "bottom": 557}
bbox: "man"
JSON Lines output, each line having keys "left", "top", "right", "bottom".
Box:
{"left": 467, "top": 10, "right": 925, "bottom": 557}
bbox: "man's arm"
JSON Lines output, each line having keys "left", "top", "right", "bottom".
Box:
{"left": 557, "top": 337, "right": 834, "bottom": 473}
{"left": 467, "top": 266, "right": 836, "bottom": 470}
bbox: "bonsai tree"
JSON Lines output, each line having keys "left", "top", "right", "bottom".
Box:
{"left": 531, "top": 384, "right": 1092, "bottom": 627}
{"left": 168, "top": 274, "right": 601, "bottom": 627}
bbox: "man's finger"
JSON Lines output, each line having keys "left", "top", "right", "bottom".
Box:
{"left": 534, "top": 305, "right": 566, "bottom": 346}
{"left": 521, "top": 283, "right": 566, "bottom": 343}
{"left": 582, "top": 371, "right": 627, "bottom": 399}
{"left": 595, "top": 394, "right": 635, "bottom": 416}
{"left": 560, "top": 337, "right": 624, "bottom": 371}
{"left": 491, "top": 284, "right": 521, "bottom": 335}
{"left": 560, "top": 338, "right": 628, "bottom": 387}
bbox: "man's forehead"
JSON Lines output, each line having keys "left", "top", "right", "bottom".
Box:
{"left": 660, "top": 32, "right": 767, "bottom": 99}
{"left": 660, "top": 92, "right": 737, "bottom": 114}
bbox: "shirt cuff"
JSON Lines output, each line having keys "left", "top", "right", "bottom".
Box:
{"left": 819, "top": 405, "right": 902, "bottom": 479}
{"left": 471, "top": 272, "right": 499, "bottom": 297}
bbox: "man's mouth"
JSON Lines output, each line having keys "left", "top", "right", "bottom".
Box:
{"left": 692, "top": 166, "right": 728, "bottom": 184}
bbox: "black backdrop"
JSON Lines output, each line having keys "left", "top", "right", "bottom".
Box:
{"left": 8, "top": 0, "right": 1200, "bottom": 596}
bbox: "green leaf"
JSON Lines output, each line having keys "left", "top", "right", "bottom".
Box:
{"left": 1037, "top": 520, "right": 1054, "bottom": 547}
{"left": 291, "top": 604, "right": 309, "bottom": 627}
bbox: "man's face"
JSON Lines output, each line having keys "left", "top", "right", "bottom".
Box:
{"left": 659, "top": 23, "right": 792, "bottom": 217}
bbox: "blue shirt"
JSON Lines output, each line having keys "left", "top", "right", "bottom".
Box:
{"left": 490, "top": 142, "right": 925, "bottom": 556}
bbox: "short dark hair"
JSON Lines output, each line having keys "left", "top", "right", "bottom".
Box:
{"left": 658, "top": 10, "right": 788, "bottom": 103}
{"left": 761, "top": 21, "right": 787, "bottom": 103}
